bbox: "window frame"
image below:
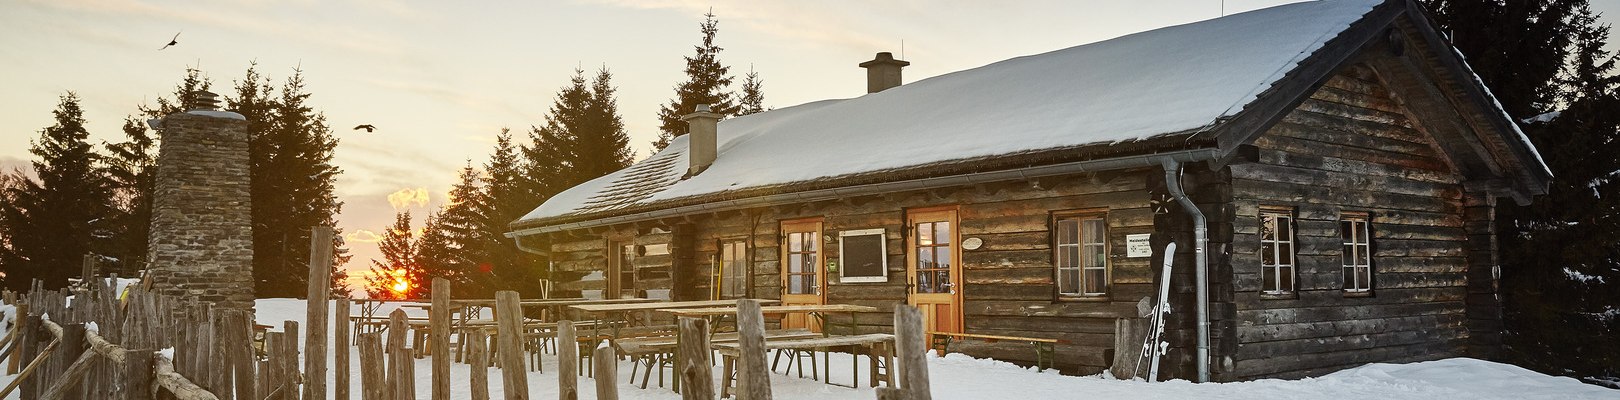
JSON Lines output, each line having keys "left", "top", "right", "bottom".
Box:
{"left": 837, "top": 228, "right": 889, "bottom": 283}
{"left": 606, "top": 239, "right": 637, "bottom": 299}
{"left": 1259, "top": 206, "right": 1297, "bottom": 298}
{"left": 1340, "top": 212, "right": 1374, "bottom": 296}
{"left": 782, "top": 227, "right": 822, "bottom": 296}
{"left": 713, "top": 238, "right": 749, "bottom": 300}
{"left": 1052, "top": 210, "right": 1110, "bottom": 299}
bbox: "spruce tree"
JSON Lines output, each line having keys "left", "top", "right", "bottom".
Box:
{"left": 365, "top": 211, "right": 422, "bottom": 299}
{"left": 1424, "top": 0, "right": 1620, "bottom": 382}
{"left": 233, "top": 67, "right": 349, "bottom": 298}
{"left": 413, "top": 212, "right": 455, "bottom": 297}
{"left": 577, "top": 67, "right": 635, "bottom": 179}
{"left": 435, "top": 162, "right": 489, "bottom": 294}
{"left": 0, "top": 93, "right": 114, "bottom": 290}
{"left": 737, "top": 68, "right": 767, "bottom": 116}
{"left": 653, "top": 11, "right": 739, "bottom": 150}
{"left": 481, "top": 129, "right": 544, "bottom": 297}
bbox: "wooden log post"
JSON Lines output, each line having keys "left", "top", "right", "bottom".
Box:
{"left": 894, "top": 305, "right": 931, "bottom": 400}
{"left": 469, "top": 329, "right": 490, "bottom": 400}
{"left": 82, "top": 254, "right": 97, "bottom": 285}
{"left": 431, "top": 278, "right": 452, "bottom": 400}
{"left": 735, "top": 299, "right": 771, "bottom": 400}
{"left": 495, "top": 291, "right": 529, "bottom": 400}
{"left": 39, "top": 323, "right": 91, "bottom": 400}
{"left": 874, "top": 388, "right": 907, "bottom": 400}
{"left": 283, "top": 321, "right": 302, "bottom": 400}
{"left": 1109, "top": 317, "right": 1150, "bottom": 380}
{"left": 123, "top": 349, "right": 155, "bottom": 400}
{"left": 357, "top": 333, "right": 385, "bottom": 400}
{"left": 387, "top": 310, "right": 415, "bottom": 400}
{"left": 7, "top": 303, "right": 28, "bottom": 374}
{"left": 230, "top": 311, "right": 256, "bottom": 400}
{"left": 557, "top": 320, "right": 577, "bottom": 400}
{"left": 677, "top": 317, "right": 714, "bottom": 400}
{"left": 335, "top": 296, "right": 352, "bottom": 400}
{"left": 263, "top": 331, "right": 283, "bottom": 399}
{"left": 306, "top": 226, "right": 335, "bottom": 400}
{"left": 593, "top": 345, "right": 618, "bottom": 400}
{"left": 16, "top": 314, "right": 44, "bottom": 399}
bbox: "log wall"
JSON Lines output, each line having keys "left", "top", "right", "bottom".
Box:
{"left": 1224, "top": 63, "right": 1480, "bottom": 379}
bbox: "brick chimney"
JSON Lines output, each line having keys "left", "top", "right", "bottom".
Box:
{"left": 859, "top": 52, "right": 910, "bottom": 93}
{"left": 682, "top": 104, "right": 724, "bottom": 177}
{"left": 147, "top": 90, "right": 255, "bottom": 312}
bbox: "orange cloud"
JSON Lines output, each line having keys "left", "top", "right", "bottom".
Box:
{"left": 387, "top": 187, "right": 430, "bottom": 210}
{"left": 345, "top": 229, "right": 384, "bottom": 243}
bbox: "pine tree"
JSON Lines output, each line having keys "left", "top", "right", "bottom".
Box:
{"left": 653, "top": 11, "right": 739, "bottom": 150}
{"left": 413, "top": 212, "right": 455, "bottom": 298}
{"left": 434, "top": 162, "right": 489, "bottom": 294}
{"left": 233, "top": 66, "right": 349, "bottom": 298}
{"left": 0, "top": 93, "right": 114, "bottom": 290}
{"left": 101, "top": 67, "right": 211, "bottom": 277}
{"left": 737, "top": 68, "right": 767, "bottom": 116}
{"left": 1425, "top": 0, "right": 1620, "bottom": 382}
{"left": 365, "top": 211, "right": 423, "bottom": 299}
{"left": 577, "top": 67, "right": 635, "bottom": 179}
{"left": 481, "top": 129, "right": 544, "bottom": 297}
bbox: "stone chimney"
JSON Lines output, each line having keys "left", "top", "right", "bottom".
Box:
{"left": 859, "top": 52, "right": 910, "bottom": 93}
{"left": 147, "top": 90, "right": 255, "bottom": 312}
{"left": 682, "top": 104, "right": 724, "bottom": 177}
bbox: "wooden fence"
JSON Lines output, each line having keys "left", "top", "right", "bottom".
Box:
{"left": 0, "top": 226, "right": 937, "bottom": 400}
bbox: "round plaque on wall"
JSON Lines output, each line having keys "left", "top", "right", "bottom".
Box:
{"left": 961, "top": 237, "right": 983, "bottom": 251}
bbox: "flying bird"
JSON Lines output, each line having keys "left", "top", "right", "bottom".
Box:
{"left": 353, "top": 124, "right": 376, "bottom": 133}
{"left": 158, "top": 31, "right": 181, "bottom": 51}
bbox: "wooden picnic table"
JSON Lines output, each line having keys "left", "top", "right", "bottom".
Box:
{"left": 663, "top": 304, "right": 877, "bottom": 335}
{"left": 569, "top": 299, "right": 780, "bottom": 331}
{"left": 713, "top": 333, "right": 896, "bottom": 396}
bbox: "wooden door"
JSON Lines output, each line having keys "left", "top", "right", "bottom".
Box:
{"left": 780, "top": 219, "right": 826, "bottom": 331}
{"left": 907, "top": 208, "right": 962, "bottom": 339}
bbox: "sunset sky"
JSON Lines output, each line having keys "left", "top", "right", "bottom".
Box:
{"left": 3, "top": 0, "right": 1616, "bottom": 293}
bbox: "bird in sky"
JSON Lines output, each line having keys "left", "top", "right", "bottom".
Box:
{"left": 353, "top": 124, "right": 377, "bottom": 133}
{"left": 158, "top": 32, "right": 181, "bottom": 51}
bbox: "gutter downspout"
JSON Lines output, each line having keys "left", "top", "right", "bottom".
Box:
{"left": 511, "top": 231, "right": 553, "bottom": 298}
{"left": 1162, "top": 159, "right": 1211, "bottom": 383}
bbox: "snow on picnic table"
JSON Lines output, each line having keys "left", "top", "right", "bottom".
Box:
{"left": 3, "top": 298, "right": 1615, "bottom": 399}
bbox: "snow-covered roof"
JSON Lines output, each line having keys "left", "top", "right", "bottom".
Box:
{"left": 517, "top": 0, "right": 1389, "bottom": 228}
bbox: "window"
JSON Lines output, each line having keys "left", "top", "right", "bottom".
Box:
{"left": 914, "top": 220, "right": 954, "bottom": 294}
{"left": 1055, "top": 213, "right": 1108, "bottom": 297}
{"left": 1260, "top": 208, "right": 1296, "bottom": 295}
{"left": 784, "top": 230, "right": 819, "bottom": 295}
{"left": 838, "top": 229, "right": 888, "bottom": 283}
{"left": 607, "top": 241, "right": 636, "bottom": 299}
{"left": 714, "top": 239, "right": 748, "bottom": 299}
{"left": 1341, "top": 213, "right": 1373, "bottom": 294}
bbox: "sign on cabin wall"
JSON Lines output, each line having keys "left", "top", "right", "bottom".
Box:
{"left": 839, "top": 229, "right": 888, "bottom": 282}
{"left": 1126, "top": 234, "right": 1152, "bottom": 258}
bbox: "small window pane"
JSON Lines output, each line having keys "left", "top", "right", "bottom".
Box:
{"left": 1279, "top": 266, "right": 1294, "bottom": 291}
{"left": 1263, "top": 268, "right": 1277, "bottom": 292}
{"left": 936, "top": 248, "right": 952, "bottom": 270}
{"left": 1358, "top": 266, "right": 1372, "bottom": 288}
{"left": 1262, "top": 243, "right": 1276, "bottom": 265}
{"left": 1085, "top": 268, "right": 1106, "bottom": 294}
{"left": 1279, "top": 243, "right": 1293, "bottom": 266}
{"left": 918, "top": 247, "right": 934, "bottom": 268}
{"left": 1277, "top": 217, "right": 1291, "bottom": 240}
{"left": 1058, "top": 220, "right": 1078, "bottom": 245}
{"left": 1083, "top": 219, "right": 1104, "bottom": 243}
{"left": 917, "top": 223, "right": 934, "bottom": 246}
{"left": 805, "top": 233, "right": 817, "bottom": 252}
{"left": 789, "top": 233, "right": 803, "bottom": 252}
{"left": 1261, "top": 215, "right": 1277, "bottom": 240}
{"left": 1058, "top": 269, "right": 1077, "bottom": 294}
{"left": 935, "top": 222, "right": 951, "bottom": 247}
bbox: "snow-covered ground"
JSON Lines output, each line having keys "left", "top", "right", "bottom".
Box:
{"left": 2, "top": 298, "right": 1616, "bottom": 399}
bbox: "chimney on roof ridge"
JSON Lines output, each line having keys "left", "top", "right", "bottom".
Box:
{"left": 682, "top": 103, "right": 724, "bottom": 177}
{"left": 859, "top": 52, "right": 910, "bottom": 93}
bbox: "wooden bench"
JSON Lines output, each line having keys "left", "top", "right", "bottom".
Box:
{"left": 713, "top": 333, "right": 895, "bottom": 398}
{"left": 928, "top": 331, "right": 1063, "bottom": 371}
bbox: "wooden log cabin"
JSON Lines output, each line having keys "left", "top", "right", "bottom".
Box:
{"left": 508, "top": 0, "right": 1549, "bottom": 382}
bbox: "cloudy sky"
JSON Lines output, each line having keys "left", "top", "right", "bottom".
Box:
{"left": 2, "top": 0, "right": 1615, "bottom": 293}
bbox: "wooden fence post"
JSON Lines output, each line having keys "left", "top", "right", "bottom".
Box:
{"left": 39, "top": 323, "right": 89, "bottom": 400}
{"left": 677, "top": 317, "right": 713, "bottom": 400}
{"left": 283, "top": 321, "right": 302, "bottom": 400}
{"left": 495, "top": 291, "right": 529, "bottom": 400}
{"left": 335, "top": 296, "right": 352, "bottom": 400}
{"left": 123, "top": 349, "right": 154, "bottom": 400}
{"left": 431, "top": 277, "right": 451, "bottom": 400}
{"left": 469, "top": 329, "right": 490, "bottom": 400}
{"left": 387, "top": 310, "right": 415, "bottom": 400}
{"left": 8, "top": 303, "right": 28, "bottom": 374}
{"left": 358, "top": 333, "right": 385, "bottom": 400}
{"left": 306, "top": 226, "right": 335, "bottom": 400}
{"left": 893, "top": 305, "right": 931, "bottom": 400}
{"left": 262, "top": 331, "right": 282, "bottom": 399}
{"left": 558, "top": 320, "right": 577, "bottom": 400}
{"left": 18, "top": 314, "right": 41, "bottom": 399}
{"left": 82, "top": 254, "right": 97, "bottom": 285}
{"left": 735, "top": 300, "right": 771, "bottom": 400}
{"left": 593, "top": 345, "right": 618, "bottom": 400}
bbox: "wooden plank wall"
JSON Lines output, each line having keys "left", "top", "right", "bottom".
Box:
{"left": 1225, "top": 64, "right": 1475, "bottom": 380}
{"left": 545, "top": 168, "right": 1162, "bottom": 374}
